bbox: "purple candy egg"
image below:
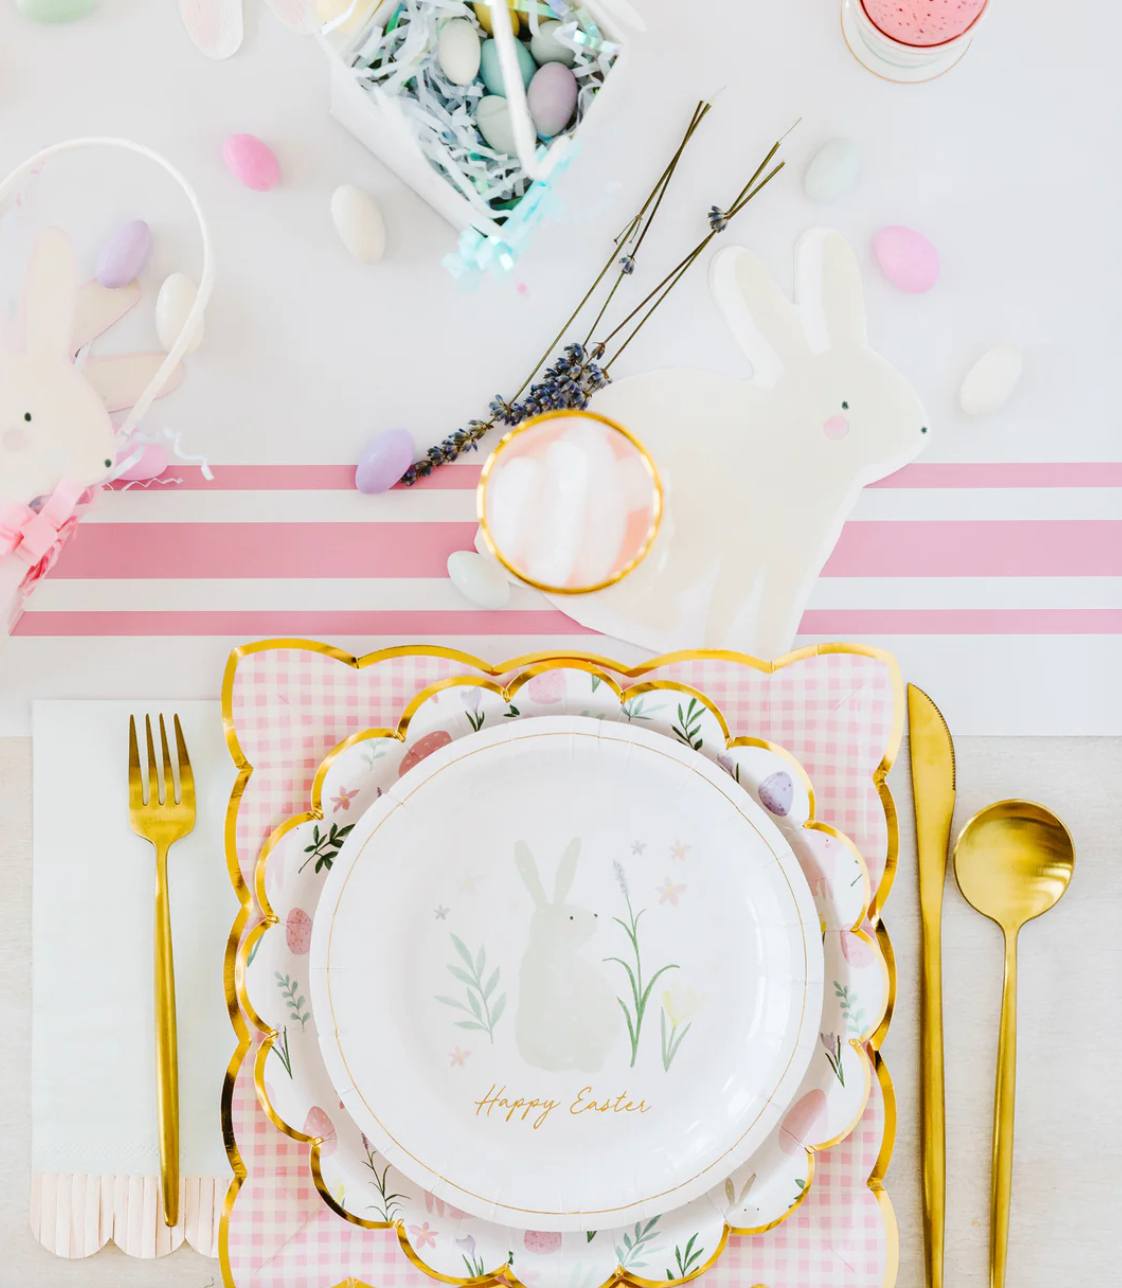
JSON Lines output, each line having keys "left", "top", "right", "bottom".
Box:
{"left": 96, "top": 219, "right": 152, "bottom": 289}
{"left": 356, "top": 428, "right": 414, "bottom": 494}
{"left": 527, "top": 62, "right": 578, "bottom": 139}
{"left": 759, "top": 770, "right": 793, "bottom": 817}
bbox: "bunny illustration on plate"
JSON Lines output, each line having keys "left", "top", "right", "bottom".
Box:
{"left": 514, "top": 838, "right": 620, "bottom": 1073}
{"left": 550, "top": 228, "right": 929, "bottom": 660}
{"left": 0, "top": 227, "right": 182, "bottom": 511}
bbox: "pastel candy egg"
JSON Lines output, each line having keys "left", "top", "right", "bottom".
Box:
{"left": 16, "top": 0, "right": 93, "bottom": 19}
{"left": 959, "top": 345, "right": 1023, "bottom": 415}
{"left": 96, "top": 220, "right": 152, "bottom": 289}
{"left": 476, "top": 95, "right": 518, "bottom": 155}
{"left": 527, "top": 62, "right": 577, "bottom": 139}
{"left": 530, "top": 19, "right": 576, "bottom": 67}
{"left": 474, "top": 0, "right": 519, "bottom": 37}
{"left": 438, "top": 17, "right": 482, "bottom": 85}
{"left": 356, "top": 428, "right": 413, "bottom": 494}
{"left": 874, "top": 225, "right": 940, "bottom": 294}
{"left": 448, "top": 550, "right": 511, "bottom": 609}
{"left": 479, "top": 36, "right": 536, "bottom": 94}
{"left": 155, "top": 273, "right": 204, "bottom": 354}
{"left": 759, "top": 770, "right": 793, "bottom": 817}
{"left": 223, "top": 133, "right": 280, "bottom": 191}
{"left": 804, "top": 139, "right": 860, "bottom": 203}
{"left": 330, "top": 184, "right": 386, "bottom": 264}
{"left": 115, "top": 442, "right": 168, "bottom": 482}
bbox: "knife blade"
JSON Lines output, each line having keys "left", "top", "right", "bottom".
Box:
{"left": 908, "top": 683, "right": 956, "bottom": 1288}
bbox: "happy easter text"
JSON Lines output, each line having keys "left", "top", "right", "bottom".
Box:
{"left": 472, "top": 1084, "right": 652, "bottom": 1130}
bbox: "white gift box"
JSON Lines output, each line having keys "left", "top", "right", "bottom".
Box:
{"left": 322, "top": 0, "right": 633, "bottom": 246}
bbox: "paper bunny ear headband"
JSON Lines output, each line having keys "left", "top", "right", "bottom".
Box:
{"left": 0, "top": 138, "right": 213, "bottom": 511}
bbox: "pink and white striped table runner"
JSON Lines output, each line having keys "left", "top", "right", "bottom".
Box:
{"left": 15, "top": 459, "right": 1122, "bottom": 733}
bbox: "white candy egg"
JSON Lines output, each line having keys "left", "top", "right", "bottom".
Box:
{"left": 447, "top": 550, "right": 511, "bottom": 609}
{"left": 959, "top": 345, "right": 1023, "bottom": 415}
{"left": 331, "top": 184, "right": 387, "bottom": 264}
{"left": 155, "top": 272, "right": 204, "bottom": 354}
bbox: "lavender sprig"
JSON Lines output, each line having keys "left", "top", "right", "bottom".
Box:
{"left": 399, "top": 108, "right": 795, "bottom": 485}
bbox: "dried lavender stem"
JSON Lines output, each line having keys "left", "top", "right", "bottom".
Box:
{"left": 506, "top": 100, "right": 709, "bottom": 408}
{"left": 602, "top": 161, "right": 785, "bottom": 372}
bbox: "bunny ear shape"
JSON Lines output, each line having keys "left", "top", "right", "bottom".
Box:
{"left": 72, "top": 279, "right": 141, "bottom": 352}
{"left": 709, "top": 245, "right": 808, "bottom": 386}
{"left": 23, "top": 228, "right": 77, "bottom": 362}
{"left": 83, "top": 354, "right": 184, "bottom": 413}
{"left": 796, "top": 228, "right": 867, "bottom": 352}
{"left": 515, "top": 841, "right": 548, "bottom": 908}
{"left": 553, "top": 838, "right": 581, "bottom": 904}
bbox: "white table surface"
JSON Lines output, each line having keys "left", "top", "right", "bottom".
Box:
{"left": 1, "top": 0, "right": 1121, "bottom": 1284}
{"left": 3, "top": 734, "right": 1120, "bottom": 1286}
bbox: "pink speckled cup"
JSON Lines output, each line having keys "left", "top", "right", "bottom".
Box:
{"left": 841, "top": 0, "right": 988, "bottom": 81}
{"left": 862, "top": 0, "right": 988, "bottom": 47}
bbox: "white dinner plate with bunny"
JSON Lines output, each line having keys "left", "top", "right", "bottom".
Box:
{"left": 310, "top": 715, "right": 823, "bottom": 1233}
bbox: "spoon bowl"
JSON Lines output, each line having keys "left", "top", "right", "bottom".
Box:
{"left": 953, "top": 799, "right": 1075, "bottom": 931}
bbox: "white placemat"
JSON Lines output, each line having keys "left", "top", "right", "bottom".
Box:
{"left": 31, "top": 699, "right": 235, "bottom": 1258}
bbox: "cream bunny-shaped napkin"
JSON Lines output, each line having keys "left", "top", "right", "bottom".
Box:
{"left": 553, "top": 228, "right": 929, "bottom": 659}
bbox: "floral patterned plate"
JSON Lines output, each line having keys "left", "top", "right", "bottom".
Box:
{"left": 244, "top": 664, "right": 889, "bottom": 1288}
{"left": 311, "top": 715, "right": 824, "bottom": 1231}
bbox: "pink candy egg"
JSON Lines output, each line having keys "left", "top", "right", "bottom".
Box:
{"left": 874, "top": 225, "right": 940, "bottom": 294}
{"left": 223, "top": 133, "right": 280, "bottom": 191}
{"left": 115, "top": 443, "right": 168, "bottom": 482}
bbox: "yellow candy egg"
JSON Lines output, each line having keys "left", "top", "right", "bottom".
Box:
{"left": 474, "top": 0, "right": 520, "bottom": 37}
{"left": 317, "top": 0, "right": 380, "bottom": 34}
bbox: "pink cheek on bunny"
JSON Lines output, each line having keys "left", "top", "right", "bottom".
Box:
{"left": 2, "top": 426, "right": 30, "bottom": 452}
{"left": 823, "top": 414, "right": 850, "bottom": 440}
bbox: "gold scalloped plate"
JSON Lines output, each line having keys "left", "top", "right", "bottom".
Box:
{"left": 218, "top": 643, "right": 902, "bottom": 1288}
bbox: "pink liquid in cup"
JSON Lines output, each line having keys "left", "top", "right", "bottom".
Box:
{"left": 861, "top": 0, "right": 987, "bottom": 47}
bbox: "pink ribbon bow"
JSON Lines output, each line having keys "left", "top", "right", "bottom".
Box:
{"left": 0, "top": 477, "right": 86, "bottom": 574}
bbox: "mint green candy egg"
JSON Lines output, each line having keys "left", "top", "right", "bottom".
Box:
{"left": 17, "top": 0, "right": 94, "bottom": 20}
{"left": 479, "top": 36, "right": 536, "bottom": 95}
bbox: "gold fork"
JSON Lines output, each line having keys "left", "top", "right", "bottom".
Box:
{"left": 128, "top": 714, "right": 195, "bottom": 1229}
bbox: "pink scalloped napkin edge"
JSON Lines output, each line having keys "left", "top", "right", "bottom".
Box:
{"left": 223, "top": 645, "right": 900, "bottom": 1288}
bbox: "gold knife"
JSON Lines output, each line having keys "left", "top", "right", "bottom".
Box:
{"left": 908, "top": 684, "right": 956, "bottom": 1288}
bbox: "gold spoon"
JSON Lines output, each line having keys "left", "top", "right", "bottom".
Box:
{"left": 953, "top": 800, "right": 1075, "bottom": 1288}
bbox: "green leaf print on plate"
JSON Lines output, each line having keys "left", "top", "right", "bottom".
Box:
{"left": 665, "top": 1232, "right": 705, "bottom": 1280}
{"left": 435, "top": 934, "right": 507, "bottom": 1042}
{"left": 615, "top": 1216, "right": 661, "bottom": 1270}
{"left": 276, "top": 971, "right": 311, "bottom": 1029}
{"left": 671, "top": 698, "right": 705, "bottom": 751}
{"left": 605, "top": 860, "right": 678, "bottom": 1069}
{"left": 300, "top": 822, "right": 354, "bottom": 874}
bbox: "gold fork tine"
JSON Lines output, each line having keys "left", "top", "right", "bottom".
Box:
{"left": 173, "top": 714, "right": 193, "bottom": 804}
{"left": 128, "top": 716, "right": 144, "bottom": 810}
{"left": 144, "top": 714, "right": 160, "bottom": 805}
{"left": 158, "top": 715, "right": 176, "bottom": 807}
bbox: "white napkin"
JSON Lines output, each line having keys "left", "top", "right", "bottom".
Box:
{"left": 32, "top": 700, "right": 236, "bottom": 1179}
